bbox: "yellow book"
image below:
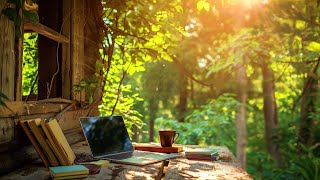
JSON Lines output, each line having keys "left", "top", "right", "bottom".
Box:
{"left": 19, "top": 120, "right": 50, "bottom": 167}
{"left": 46, "top": 119, "right": 76, "bottom": 165}
{"left": 40, "top": 119, "right": 68, "bottom": 166}
{"left": 28, "top": 119, "right": 60, "bottom": 166}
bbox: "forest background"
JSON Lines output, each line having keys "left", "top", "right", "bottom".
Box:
{"left": 4, "top": 0, "right": 320, "bottom": 179}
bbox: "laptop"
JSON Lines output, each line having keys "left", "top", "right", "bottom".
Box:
{"left": 79, "top": 116, "right": 177, "bottom": 166}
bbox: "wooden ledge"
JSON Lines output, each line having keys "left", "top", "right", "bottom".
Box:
{"left": 24, "top": 21, "right": 69, "bottom": 43}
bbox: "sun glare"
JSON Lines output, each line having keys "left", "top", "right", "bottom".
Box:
{"left": 239, "top": 0, "right": 268, "bottom": 8}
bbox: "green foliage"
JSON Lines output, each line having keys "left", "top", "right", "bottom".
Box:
{"left": 22, "top": 33, "right": 38, "bottom": 96}
{"left": 97, "top": 0, "right": 184, "bottom": 135}
{"left": 1, "top": 0, "right": 39, "bottom": 37}
{"left": 155, "top": 94, "right": 239, "bottom": 151}
{"left": 0, "top": 91, "right": 10, "bottom": 108}
{"left": 72, "top": 77, "right": 100, "bottom": 104}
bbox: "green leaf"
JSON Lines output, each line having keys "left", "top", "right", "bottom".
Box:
{"left": 2, "top": 8, "right": 17, "bottom": 22}
{"left": 306, "top": 41, "right": 320, "bottom": 52}
{"left": 23, "top": 10, "right": 39, "bottom": 22}
{"left": 0, "top": 91, "right": 10, "bottom": 101}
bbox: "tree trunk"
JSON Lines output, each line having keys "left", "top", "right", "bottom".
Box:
{"left": 178, "top": 75, "right": 188, "bottom": 122}
{"left": 148, "top": 99, "right": 159, "bottom": 142}
{"left": 298, "top": 61, "right": 319, "bottom": 146}
{"left": 261, "top": 60, "right": 283, "bottom": 167}
{"left": 235, "top": 63, "right": 247, "bottom": 168}
{"left": 0, "top": 1, "right": 15, "bottom": 101}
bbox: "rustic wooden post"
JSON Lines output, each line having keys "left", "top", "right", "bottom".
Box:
{"left": 0, "top": 0, "right": 15, "bottom": 101}
{"left": 62, "top": 0, "right": 72, "bottom": 100}
{"left": 14, "top": 0, "right": 23, "bottom": 101}
{"left": 70, "top": 0, "right": 85, "bottom": 102}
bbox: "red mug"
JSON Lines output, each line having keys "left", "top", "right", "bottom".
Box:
{"left": 159, "top": 130, "right": 179, "bottom": 147}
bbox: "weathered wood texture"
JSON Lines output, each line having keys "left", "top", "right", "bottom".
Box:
{"left": 164, "top": 146, "right": 252, "bottom": 180}
{"left": 1, "top": 141, "right": 164, "bottom": 179}
{"left": 0, "top": 100, "right": 69, "bottom": 118}
{"left": 14, "top": 0, "right": 23, "bottom": 102}
{"left": 70, "top": 0, "right": 85, "bottom": 101}
{"left": 0, "top": 118, "right": 14, "bottom": 144}
{"left": 62, "top": 0, "right": 103, "bottom": 101}
{"left": 0, "top": 1, "right": 15, "bottom": 101}
{"left": 24, "top": 21, "right": 69, "bottom": 43}
{"left": 61, "top": 0, "right": 72, "bottom": 99}
{"left": 0, "top": 98, "right": 98, "bottom": 146}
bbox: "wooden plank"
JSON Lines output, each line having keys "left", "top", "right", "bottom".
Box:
{"left": 0, "top": 118, "right": 14, "bottom": 144}
{"left": 57, "top": 109, "right": 95, "bottom": 131}
{"left": 1, "top": 141, "right": 165, "bottom": 179}
{"left": 164, "top": 146, "right": 252, "bottom": 180}
{"left": 24, "top": 22, "right": 69, "bottom": 43}
{"left": 165, "top": 158, "right": 252, "bottom": 179}
{"left": 0, "top": 101, "right": 69, "bottom": 117}
{"left": 0, "top": 1, "right": 15, "bottom": 101}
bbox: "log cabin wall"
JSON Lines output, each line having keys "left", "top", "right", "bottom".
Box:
{"left": 0, "top": 0, "right": 102, "bottom": 174}
{"left": 0, "top": 0, "right": 16, "bottom": 148}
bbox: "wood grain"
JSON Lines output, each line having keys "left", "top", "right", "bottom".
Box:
{"left": 24, "top": 21, "right": 69, "bottom": 43}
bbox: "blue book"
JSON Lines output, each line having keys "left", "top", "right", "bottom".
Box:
{"left": 49, "top": 165, "right": 89, "bottom": 177}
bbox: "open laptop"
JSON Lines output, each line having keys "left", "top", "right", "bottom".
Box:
{"left": 79, "top": 116, "right": 177, "bottom": 166}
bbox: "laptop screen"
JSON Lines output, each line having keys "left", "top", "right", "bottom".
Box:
{"left": 80, "top": 116, "right": 133, "bottom": 157}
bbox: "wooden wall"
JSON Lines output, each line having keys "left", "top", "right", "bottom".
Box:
{"left": 0, "top": 98, "right": 99, "bottom": 174}
{"left": 0, "top": 0, "right": 103, "bottom": 174}
{"left": 0, "top": 1, "right": 16, "bottom": 148}
{"left": 0, "top": 1, "right": 15, "bottom": 101}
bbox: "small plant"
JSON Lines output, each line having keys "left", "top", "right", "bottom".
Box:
{"left": 0, "top": 91, "right": 10, "bottom": 108}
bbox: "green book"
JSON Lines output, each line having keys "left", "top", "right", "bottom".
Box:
{"left": 49, "top": 165, "right": 89, "bottom": 177}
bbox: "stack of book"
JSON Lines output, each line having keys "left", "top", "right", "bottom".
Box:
{"left": 19, "top": 118, "right": 76, "bottom": 167}
{"left": 49, "top": 165, "right": 89, "bottom": 180}
{"left": 184, "top": 147, "right": 219, "bottom": 161}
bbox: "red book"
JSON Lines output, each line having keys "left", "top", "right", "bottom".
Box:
{"left": 134, "top": 144, "right": 183, "bottom": 153}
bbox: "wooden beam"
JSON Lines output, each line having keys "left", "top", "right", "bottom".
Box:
{"left": 24, "top": 21, "right": 69, "bottom": 43}
{"left": 0, "top": 99, "right": 71, "bottom": 118}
